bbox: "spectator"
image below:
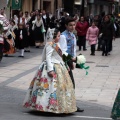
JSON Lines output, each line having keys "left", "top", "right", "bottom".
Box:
{"left": 75, "top": 16, "right": 89, "bottom": 51}
{"left": 100, "top": 15, "right": 115, "bottom": 56}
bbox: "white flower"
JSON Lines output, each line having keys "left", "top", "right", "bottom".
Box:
{"left": 32, "top": 20, "right": 35, "bottom": 24}
{"left": 77, "top": 55, "right": 86, "bottom": 64}
{"left": 0, "top": 20, "right": 3, "bottom": 25}
{"left": 42, "top": 28, "right": 46, "bottom": 33}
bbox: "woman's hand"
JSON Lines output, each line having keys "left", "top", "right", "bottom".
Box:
{"left": 48, "top": 71, "right": 55, "bottom": 77}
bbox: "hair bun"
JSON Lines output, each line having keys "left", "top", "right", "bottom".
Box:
{"left": 53, "top": 28, "right": 60, "bottom": 39}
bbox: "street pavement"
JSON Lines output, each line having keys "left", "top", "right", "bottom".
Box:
{"left": 0, "top": 39, "right": 120, "bottom": 120}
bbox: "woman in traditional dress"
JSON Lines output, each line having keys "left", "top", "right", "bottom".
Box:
{"left": 23, "top": 29, "right": 77, "bottom": 113}
{"left": 9, "top": 20, "right": 18, "bottom": 49}
{"left": 3, "top": 29, "right": 16, "bottom": 57}
{"left": 32, "top": 14, "right": 44, "bottom": 48}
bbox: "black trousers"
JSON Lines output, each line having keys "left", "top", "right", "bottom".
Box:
{"left": 91, "top": 44, "right": 96, "bottom": 54}
{"left": 102, "top": 39, "right": 110, "bottom": 54}
{"left": 78, "top": 36, "right": 86, "bottom": 50}
{"left": 67, "top": 61, "right": 75, "bottom": 89}
{"left": 0, "top": 43, "right": 3, "bottom": 61}
{"left": 69, "top": 69, "right": 75, "bottom": 89}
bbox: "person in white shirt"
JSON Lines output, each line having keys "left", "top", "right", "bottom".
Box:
{"left": 59, "top": 18, "right": 84, "bottom": 112}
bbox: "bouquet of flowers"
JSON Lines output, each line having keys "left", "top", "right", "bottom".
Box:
{"left": 32, "top": 20, "right": 36, "bottom": 24}
{"left": 62, "top": 54, "right": 89, "bottom": 75}
{"left": 0, "top": 20, "right": 3, "bottom": 34}
{"left": 76, "top": 54, "right": 89, "bottom": 75}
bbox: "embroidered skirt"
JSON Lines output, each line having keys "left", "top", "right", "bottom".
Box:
{"left": 23, "top": 61, "right": 77, "bottom": 113}
{"left": 4, "top": 39, "right": 16, "bottom": 54}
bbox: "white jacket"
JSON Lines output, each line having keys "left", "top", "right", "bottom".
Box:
{"left": 42, "top": 43, "right": 68, "bottom": 72}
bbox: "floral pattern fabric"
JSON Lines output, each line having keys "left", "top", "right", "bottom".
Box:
{"left": 23, "top": 61, "right": 77, "bottom": 113}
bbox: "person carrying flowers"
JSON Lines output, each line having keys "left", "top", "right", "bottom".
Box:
{"left": 59, "top": 18, "right": 89, "bottom": 112}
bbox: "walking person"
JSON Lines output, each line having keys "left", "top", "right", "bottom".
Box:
{"left": 75, "top": 16, "right": 89, "bottom": 51}
{"left": 23, "top": 29, "right": 77, "bottom": 113}
{"left": 0, "top": 14, "right": 10, "bottom": 62}
{"left": 99, "top": 15, "right": 115, "bottom": 56}
{"left": 16, "top": 23, "right": 28, "bottom": 57}
{"left": 86, "top": 21, "right": 99, "bottom": 56}
{"left": 32, "top": 14, "right": 44, "bottom": 48}
{"left": 59, "top": 18, "right": 84, "bottom": 112}
{"left": 59, "top": 12, "right": 66, "bottom": 33}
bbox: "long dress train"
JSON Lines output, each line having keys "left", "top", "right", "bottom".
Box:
{"left": 23, "top": 58, "right": 77, "bottom": 113}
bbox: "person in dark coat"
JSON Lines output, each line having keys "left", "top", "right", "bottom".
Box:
{"left": 46, "top": 13, "right": 51, "bottom": 32}
{"left": 49, "top": 15, "right": 56, "bottom": 28}
{"left": 100, "top": 15, "right": 115, "bottom": 56}
{"left": 32, "top": 14, "right": 44, "bottom": 48}
{"left": 16, "top": 23, "right": 28, "bottom": 57}
{"left": 59, "top": 12, "right": 66, "bottom": 33}
{"left": 24, "top": 23, "right": 30, "bottom": 52}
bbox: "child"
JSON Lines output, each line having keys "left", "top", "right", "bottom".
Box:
{"left": 16, "top": 23, "right": 28, "bottom": 57}
{"left": 86, "top": 21, "right": 99, "bottom": 55}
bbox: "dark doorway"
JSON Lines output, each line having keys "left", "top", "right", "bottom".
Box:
{"left": 64, "top": 0, "right": 74, "bottom": 15}
{"left": 43, "top": 1, "right": 51, "bottom": 12}
{"left": 54, "top": 0, "right": 58, "bottom": 10}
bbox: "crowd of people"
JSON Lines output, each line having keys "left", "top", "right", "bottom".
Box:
{"left": 0, "top": 9, "right": 120, "bottom": 62}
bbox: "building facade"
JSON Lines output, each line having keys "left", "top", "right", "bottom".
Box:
{"left": 73, "top": 0, "right": 119, "bottom": 16}
{"left": 11, "top": 0, "right": 62, "bottom": 14}
{"left": 4, "top": 0, "right": 62, "bottom": 18}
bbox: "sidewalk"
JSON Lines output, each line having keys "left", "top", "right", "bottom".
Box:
{"left": 0, "top": 39, "right": 120, "bottom": 107}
